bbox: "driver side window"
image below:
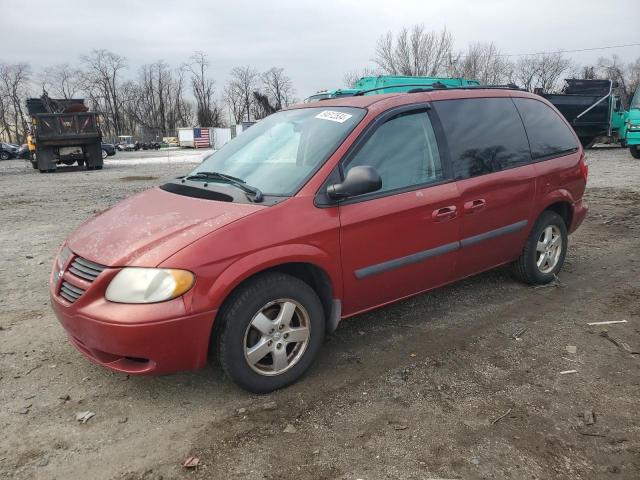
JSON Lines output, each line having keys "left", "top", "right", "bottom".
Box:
{"left": 346, "top": 110, "right": 443, "bottom": 194}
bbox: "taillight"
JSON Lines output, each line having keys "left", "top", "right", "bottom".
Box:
{"left": 579, "top": 151, "right": 588, "bottom": 182}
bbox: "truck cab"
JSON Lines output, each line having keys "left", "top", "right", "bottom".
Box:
{"left": 625, "top": 89, "right": 640, "bottom": 158}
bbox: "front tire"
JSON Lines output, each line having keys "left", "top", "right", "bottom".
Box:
{"left": 512, "top": 211, "right": 568, "bottom": 285}
{"left": 216, "top": 272, "right": 325, "bottom": 393}
{"left": 631, "top": 146, "right": 640, "bottom": 159}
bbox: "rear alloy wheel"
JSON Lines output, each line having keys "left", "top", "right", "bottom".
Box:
{"left": 512, "top": 211, "right": 568, "bottom": 285}
{"left": 101, "top": 149, "right": 108, "bottom": 159}
{"left": 536, "top": 225, "right": 563, "bottom": 274}
{"left": 217, "top": 272, "right": 324, "bottom": 393}
{"left": 631, "top": 146, "right": 640, "bottom": 159}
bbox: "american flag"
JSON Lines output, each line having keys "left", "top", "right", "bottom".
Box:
{"left": 194, "top": 128, "right": 210, "bottom": 148}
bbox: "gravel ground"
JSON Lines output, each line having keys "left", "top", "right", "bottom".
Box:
{"left": 0, "top": 147, "right": 639, "bottom": 480}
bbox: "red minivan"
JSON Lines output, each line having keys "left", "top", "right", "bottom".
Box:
{"left": 50, "top": 88, "right": 588, "bottom": 393}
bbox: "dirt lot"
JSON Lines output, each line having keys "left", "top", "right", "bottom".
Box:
{"left": 1, "top": 148, "right": 639, "bottom": 480}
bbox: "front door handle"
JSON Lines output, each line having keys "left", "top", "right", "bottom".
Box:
{"left": 432, "top": 206, "right": 457, "bottom": 222}
{"left": 464, "top": 198, "right": 486, "bottom": 214}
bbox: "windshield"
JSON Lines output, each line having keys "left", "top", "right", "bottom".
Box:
{"left": 190, "top": 107, "right": 365, "bottom": 196}
{"left": 631, "top": 89, "right": 640, "bottom": 109}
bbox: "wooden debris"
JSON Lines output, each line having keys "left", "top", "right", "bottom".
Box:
{"left": 491, "top": 408, "right": 512, "bottom": 425}
{"left": 182, "top": 456, "right": 200, "bottom": 469}
{"left": 587, "top": 320, "right": 627, "bottom": 326}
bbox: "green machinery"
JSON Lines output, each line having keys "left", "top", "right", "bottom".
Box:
{"left": 305, "top": 76, "right": 480, "bottom": 102}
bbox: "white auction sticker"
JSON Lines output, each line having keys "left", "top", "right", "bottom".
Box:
{"left": 315, "top": 110, "right": 353, "bottom": 123}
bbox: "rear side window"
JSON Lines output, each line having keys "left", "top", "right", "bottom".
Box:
{"left": 513, "top": 98, "right": 578, "bottom": 159}
{"left": 433, "top": 98, "right": 530, "bottom": 180}
{"left": 346, "top": 110, "right": 443, "bottom": 193}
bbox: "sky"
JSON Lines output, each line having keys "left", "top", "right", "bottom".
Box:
{"left": 1, "top": 0, "right": 639, "bottom": 100}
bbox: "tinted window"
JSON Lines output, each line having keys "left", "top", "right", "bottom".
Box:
{"left": 433, "top": 98, "right": 530, "bottom": 179}
{"left": 513, "top": 98, "right": 578, "bottom": 159}
{"left": 346, "top": 110, "right": 443, "bottom": 193}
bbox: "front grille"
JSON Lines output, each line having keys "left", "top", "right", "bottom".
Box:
{"left": 59, "top": 281, "right": 85, "bottom": 303}
{"left": 68, "top": 256, "right": 106, "bottom": 282}
{"left": 59, "top": 255, "right": 106, "bottom": 303}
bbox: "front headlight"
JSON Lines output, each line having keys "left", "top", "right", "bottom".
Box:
{"left": 105, "top": 268, "right": 194, "bottom": 304}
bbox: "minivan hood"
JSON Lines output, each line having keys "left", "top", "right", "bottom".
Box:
{"left": 67, "top": 187, "right": 263, "bottom": 267}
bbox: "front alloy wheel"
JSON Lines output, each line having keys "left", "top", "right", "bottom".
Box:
{"left": 244, "top": 299, "right": 310, "bottom": 376}
{"left": 217, "top": 272, "right": 325, "bottom": 393}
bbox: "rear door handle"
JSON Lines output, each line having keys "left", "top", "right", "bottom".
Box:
{"left": 464, "top": 199, "right": 486, "bottom": 214}
{"left": 432, "top": 206, "right": 457, "bottom": 222}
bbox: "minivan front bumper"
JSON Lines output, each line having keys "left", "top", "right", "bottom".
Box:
{"left": 51, "top": 292, "right": 216, "bottom": 375}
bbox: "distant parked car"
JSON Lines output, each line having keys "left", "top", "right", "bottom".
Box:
{"left": 17, "top": 144, "right": 32, "bottom": 159}
{"left": 101, "top": 143, "right": 117, "bottom": 159}
{"left": 0, "top": 142, "right": 18, "bottom": 160}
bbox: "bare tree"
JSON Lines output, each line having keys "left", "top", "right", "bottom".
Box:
{"left": 511, "top": 52, "right": 571, "bottom": 92}
{"left": 185, "top": 51, "right": 221, "bottom": 127}
{"left": 224, "top": 66, "right": 259, "bottom": 123}
{"left": 80, "top": 49, "right": 128, "bottom": 137}
{"left": 448, "top": 42, "right": 511, "bottom": 84}
{"left": 40, "top": 64, "right": 82, "bottom": 99}
{"left": 536, "top": 52, "right": 572, "bottom": 92}
{"left": 261, "top": 67, "right": 295, "bottom": 110}
{"left": 373, "top": 25, "right": 454, "bottom": 76}
{"left": 0, "top": 62, "right": 32, "bottom": 143}
{"left": 343, "top": 67, "right": 382, "bottom": 88}
{"left": 512, "top": 56, "right": 540, "bottom": 91}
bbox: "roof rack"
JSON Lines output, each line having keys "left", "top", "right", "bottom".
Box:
{"left": 353, "top": 82, "right": 524, "bottom": 97}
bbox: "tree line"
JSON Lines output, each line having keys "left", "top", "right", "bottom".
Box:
{"left": 346, "top": 25, "right": 640, "bottom": 105}
{"left": 0, "top": 49, "right": 296, "bottom": 144}
{"left": 1, "top": 25, "right": 639, "bottom": 144}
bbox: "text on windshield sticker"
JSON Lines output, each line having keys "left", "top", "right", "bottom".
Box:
{"left": 315, "top": 111, "right": 353, "bottom": 123}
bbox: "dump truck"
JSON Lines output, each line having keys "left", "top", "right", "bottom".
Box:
{"left": 26, "top": 94, "right": 103, "bottom": 172}
{"left": 304, "top": 75, "right": 480, "bottom": 102}
{"left": 536, "top": 79, "right": 627, "bottom": 148}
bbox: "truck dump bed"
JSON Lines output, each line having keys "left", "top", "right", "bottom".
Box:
{"left": 27, "top": 97, "right": 100, "bottom": 142}
{"left": 539, "top": 79, "right": 614, "bottom": 145}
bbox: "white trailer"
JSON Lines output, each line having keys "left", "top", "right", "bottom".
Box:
{"left": 177, "top": 128, "right": 195, "bottom": 148}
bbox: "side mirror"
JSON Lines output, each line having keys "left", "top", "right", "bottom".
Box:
{"left": 327, "top": 165, "right": 382, "bottom": 200}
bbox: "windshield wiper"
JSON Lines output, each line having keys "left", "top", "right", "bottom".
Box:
{"left": 185, "top": 171, "right": 263, "bottom": 202}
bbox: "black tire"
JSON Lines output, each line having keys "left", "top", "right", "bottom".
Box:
{"left": 216, "top": 272, "right": 325, "bottom": 393}
{"left": 0, "top": 152, "right": 9, "bottom": 160}
{"left": 512, "top": 211, "right": 568, "bottom": 285}
{"left": 579, "top": 136, "right": 596, "bottom": 149}
{"left": 631, "top": 146, "right": 640, "bottom": 159}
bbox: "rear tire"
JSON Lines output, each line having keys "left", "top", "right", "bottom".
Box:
{"left": 101, "top": 149, "right": 108, "bottom": 159}
{"left": 216, "top": 272, "right": 325, "bottom": 393}
{"left": 512, "top": 211, "right": 568, "bottom": 285}
{"left": 579, "top": 136, "right": 596, "bottom": 149}
{"left": 631, "top": 146, "right": 640, "bottom": 159}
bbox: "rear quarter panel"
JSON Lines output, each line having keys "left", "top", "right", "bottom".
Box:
{"left": 531, "top": 151, "right": 585, "bottom": 224}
